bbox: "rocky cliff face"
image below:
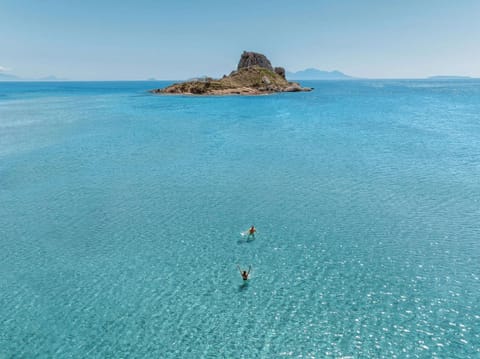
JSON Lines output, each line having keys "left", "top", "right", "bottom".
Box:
{"left": 237, "top": 51, "right": 273, "bottom": 71}
{"left": 274, "top": 67, "right": 286, "bottom": 79}
{"left": 151, "top": 51, "right": 312, "bottom": 95}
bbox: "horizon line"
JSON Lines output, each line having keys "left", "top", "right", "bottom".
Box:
{"left": 1, "top": 76, "right": 479, "bottom": 83}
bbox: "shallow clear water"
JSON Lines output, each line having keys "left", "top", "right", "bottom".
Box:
{"left": 0, "top": 80, "right": 479, "bottom": 358}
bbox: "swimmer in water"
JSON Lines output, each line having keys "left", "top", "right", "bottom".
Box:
{"left": 248, "top": 225, "right": 256, "bottom": 238}
{"left": 237, "top": 265, "right": 251, "bottom": 281}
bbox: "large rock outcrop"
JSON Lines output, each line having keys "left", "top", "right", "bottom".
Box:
{"left": 151, "top": 51, "right": 312, "bottom": 95}
{"left": 237, "top": 51, "right": 273, "bottom": 71}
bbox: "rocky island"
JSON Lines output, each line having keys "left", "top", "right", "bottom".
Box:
{"left": 151, "top": 51, "right": 312, "bottom": 95}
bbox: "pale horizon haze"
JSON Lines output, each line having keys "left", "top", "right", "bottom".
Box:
{"left": 1, "top": 0, "right": 479, "bottom": 80}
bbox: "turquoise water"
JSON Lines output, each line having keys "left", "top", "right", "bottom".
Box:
{"left": 0, "top": 80, "right": 479, "bottom": 358}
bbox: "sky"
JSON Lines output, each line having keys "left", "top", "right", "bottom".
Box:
{"left": 1, "top": 0, "right": 479, "bottom": 80}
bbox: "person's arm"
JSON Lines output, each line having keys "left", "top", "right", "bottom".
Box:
{"left": 237, "top": 265, "right": 242, "bottom": 274}
{"left": 247, "top": 265, "right": 252, "bottom": 274}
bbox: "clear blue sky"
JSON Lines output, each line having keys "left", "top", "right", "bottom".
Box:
{"left": 1, "top": 0, "right": 479, "bottom": 80}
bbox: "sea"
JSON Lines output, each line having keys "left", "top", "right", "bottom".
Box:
{"left": 0, "top": 80, "right": 479, "bottom": 358}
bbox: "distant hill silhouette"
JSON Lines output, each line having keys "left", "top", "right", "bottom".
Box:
{"left": 0, "top": 73, "right": 68, "bottom": 81}
{"left": 286, "top": 68, "right": 354, "bottom": 80}
{"left": 427, "top": 75, "right": 473, "bottom": 80}
{"left": 38, "top": 75, "right": 67, "bottom": 81}
{"left": 0, "top": 72, "right": 21, "bottom": 81}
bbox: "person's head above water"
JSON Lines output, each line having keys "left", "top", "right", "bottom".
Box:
{"left": 237, "top": 265, "right": 251, "bottom": 280}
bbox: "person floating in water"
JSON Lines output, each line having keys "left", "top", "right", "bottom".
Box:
{"left": 248, "top": 225, "right": 256, "bottom": 238}
{"left": 237, "top": 265, "right": 251, "bottom": 281}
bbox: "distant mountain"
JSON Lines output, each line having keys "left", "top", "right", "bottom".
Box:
{"left": 0, "top": 73, "right": 68, "bottom": 81}
{"left": 427, "top": 75, "right": 473, "bottom": 80}
{"left": 38, "top": 75, "right": 67, "bottom": 81}
{"left": 0, "top": 72, "right": 21, "bottom": 81}
{"left": 286, "top": 68, "right": 354, "bottom": 80}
